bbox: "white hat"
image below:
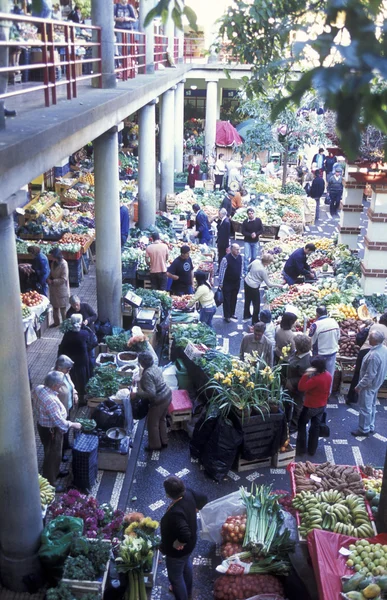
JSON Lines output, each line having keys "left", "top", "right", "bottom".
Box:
{"left": 131, "top": 326, "right": 143, "bottom": 337}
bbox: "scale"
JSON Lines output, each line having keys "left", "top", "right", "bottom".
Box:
{"left": 123, "top": 290, "right": 143, "bottom": 309}
{"left": 133, "top": 307, "right": 158, "bottom": 330}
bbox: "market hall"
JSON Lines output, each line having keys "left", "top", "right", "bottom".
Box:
{"left": 1, "top": 1, "right": 387, "bottom": 600}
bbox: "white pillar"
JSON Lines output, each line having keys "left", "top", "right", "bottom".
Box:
{"left": 174, "top": 81, "right": 185, "bottom": 174}
{"left": 139, "top": 0, "right": 155, "bottom": 74}
{"left": 160, "top": 88, "right": 175, "bottom": 211}
{"left": 205, "top": 78, "right": 218, "bottom": 159}
{"left": 177, "top": 24, "right": 184, "bottom": 64}
{"left": 94, "top": 128, "right": 122, "bottom": 326}
{"left": 91, "top": 0, "right": 116, "bottom": 88}
{"left": 216, "top": 83, "right": 222, "bottom": 120}
{"left": 138, "top": 101, "right": 156, "bottom": 228}
{"left": 0, "top": 213, "right": 42, "bottom": 591}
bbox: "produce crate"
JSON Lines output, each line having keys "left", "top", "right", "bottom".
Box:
{"left": 338, "top": 357, "right": 356, "bottom": 383}
{"left": 62, "top": 250, "right": 82, "bottom": 261}
{"left": 68, "top": 257, "right": 83, "bottom": 286}
{"left": 86, "top": 396, "right": 108, "bottom": 409}
{"left": 237, "top": 455, "right": 272, "bottom": 472}
{"left": 143, "top": 278, "right": 152, "bottom": 290}
{"left": 262, "top": 225, "right": 280, "bottom": 239}
{"left": 234, "top": 231, "right": 244, "bottom": 241}
{"left": 24, "top": 194, "right": 58, "bottom": 220}
{"left": 122, "top": 261, "right": 138, "bottom": 281}
{"left": 18, "top": 233, "right": 43, "bottom": 240}
{"left": 62, "top": 556, "right": 109, "bottom": 599}
{"left": 168, "top": 389, "right": 192, "bottom": 425}
{"left": 240, "top": 410, "right": 287, "bottom": 461}
{"left": 55, "top": 173, "right": 79, "bottom": 195}
{"left": 272, "top": 445, "right": 296, "bottom": 468}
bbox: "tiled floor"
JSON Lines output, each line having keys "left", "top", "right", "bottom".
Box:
{"left": 3, "top": 200, "right": 386, "bottom": 599}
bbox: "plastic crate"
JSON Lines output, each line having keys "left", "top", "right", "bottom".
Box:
{"left": 68, "top": 257, "right": 83, "bottom": 287}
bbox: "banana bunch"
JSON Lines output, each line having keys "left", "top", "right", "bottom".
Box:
{"left": 39, "top": 474, "right": 55, "bottom": 506}
{"left": 293, "top": 490, "right": 374, "bottom": 538}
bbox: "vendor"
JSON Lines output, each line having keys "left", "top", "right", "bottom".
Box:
{"left": 239, "top": 322, "right": 273, "bottom": 365}
{"left": 27, "top": 245, "right": 50, "bottom": 297}
{"left": 66, "top": 295, "right": 97, "bottom": 331}
{"left": 127, "top": 326, "right": 159, "bottom": 366}
{"left": 131, "top": 351, "right": 172, "bottom": 451}
{"left": 186, "top": 271, "right": 216, "bottom": 327}
{"left": 167, "top": 245, "right": 194, "bottom": 296}
{"left": 282, "top": 243, "right": 316, "bottom": 286}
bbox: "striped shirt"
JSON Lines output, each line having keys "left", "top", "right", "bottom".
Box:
{"left": 33, "top": 385, "right": 70, "bottom": 432}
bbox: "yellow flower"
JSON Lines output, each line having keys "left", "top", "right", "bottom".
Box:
{"left": 247, "top": 382, "right": 255, "bottom": 389}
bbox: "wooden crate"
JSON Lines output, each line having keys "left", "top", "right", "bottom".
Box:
{"left": 62, "top": 557, "right": 109, "bottom": 599}
{"left": 272, "top": 446, "right": 296, "bottom": 468}
{"left": 87, "top": 396, "right": 108, "bottom": 409}
{"left": 234, "top": 231, "right": 244, "bottom": 241}
{"left": 237, "top": 455, "right": 271, "bottom": 472}
{"left": 54, "top": 173, "right": 79, "bottom": 195}
{"left": 143, "top": 278, "right": 152, "bottom": 290}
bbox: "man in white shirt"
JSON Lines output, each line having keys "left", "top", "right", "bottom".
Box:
{"left": 309, "top": 305, "right": 340, "bottom": 390}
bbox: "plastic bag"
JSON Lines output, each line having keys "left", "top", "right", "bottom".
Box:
{"left": 200, "top": 490, "right": 245, "bottom": 544}
{"left": 201, "top": 413, "right": 243, "bottom": 482}
{"left": 131, "top": 396, "right": 150, "bottom": 420}
{"left": 189, "top": 411, "right": 218, "bottom": 459}
{"left": 307, "top": 528, "right": 387, "bottom": 600}
{"left": 38, "top": 516, "right": 83, "bottom": 568}
{"left": 92, "top": 399, "right": 125, "bottom": 430}
{"left": 95, "top": 319, "right": 112, "bottom": 342}
{"left": 214, "top": 287, "right": 224, "bottom": 307}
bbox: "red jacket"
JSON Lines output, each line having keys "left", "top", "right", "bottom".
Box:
{"left": 298, "top": 371, "right": 332, "bottom": 408}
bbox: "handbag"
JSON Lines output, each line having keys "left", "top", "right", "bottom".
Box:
{"left": 214, "top": 287, "right": 224, "bottom": 307}
{"left": 319, "top": 412, "right": 330, "bottom": 438}
{"left": 92, "top": 400, "right": 125, "bottom": 430}
{"left": 324, "top": 193, "right": 331, "bottom": 205}
{"left": 131, "top": 396, "right": 150, "bottom": 420}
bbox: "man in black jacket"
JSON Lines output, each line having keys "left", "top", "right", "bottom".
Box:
{"left": 308, "top": 170, "right": 325, "bottom": 223}
{"left": 66, "top": 295, "right": 97, "bottom": 332}
{"left": 216, "top": 208, "right": 231, "bottom": 271}
{"left": 241, "top": 207, "right": 263, "bottom": 275}
{"left": 327, "top": 167, "right": 343, "bottom": 217}
{"left": 218, "top": 243, "right": 242, "bottom": 322}
{"left": 160, "top": 476, "right": 207, "bottom": 600}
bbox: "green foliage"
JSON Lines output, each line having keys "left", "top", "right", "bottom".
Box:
{"left": 172, "top": 323, "right": 217, "bottom": 348}
{"left": 63, "top": 555, "right": 96, "bottom": 581}
{"left": 70, "top": 537, "right": 111, "bottom": 575}
{"left": 86, "top": 367, "right": 132, "bottom": 397}
{"left": 217, "top": 0, "right": 387, "bottom": 159}
{"left": 144, "top": 0, "right": 197, "bottom": 31}
{"left": 281, "top": 182, "right": 306, "bottom": 195}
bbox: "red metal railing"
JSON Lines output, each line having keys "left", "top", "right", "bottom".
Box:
{"left": 0, "top": 12, "right": 102, "bottom": 107}
{"left": 184, "top": 37, "right": 206, "bottom": 63}
{"left": 114, "top": 29, "right": 146, "bottom": 80}
{"left": 174, "top": 36, "right": 179, "bottom": 63}
{"left": 154, "top": 33, "right": 168, "bottom": 69}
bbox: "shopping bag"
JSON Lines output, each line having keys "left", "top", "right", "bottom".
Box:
{"left": 319, "top": 412, "right": 330, "bottom": 437}
{"left": 131, "top": 396, "right": 150, "bottom": 420}
{"left": 214, "top": 287, "right": 224, "bottom": 307}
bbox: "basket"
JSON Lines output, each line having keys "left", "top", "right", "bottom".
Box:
{"left": 231, "top": 219, "right": 243, "bottom": 233}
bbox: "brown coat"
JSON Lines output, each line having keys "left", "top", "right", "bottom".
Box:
{"left": 49, "top": 259, "right": 70, "bottom": 308}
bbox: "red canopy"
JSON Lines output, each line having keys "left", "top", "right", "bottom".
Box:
{"left": 216, "top": 121, "right": 243, "bottom": 148}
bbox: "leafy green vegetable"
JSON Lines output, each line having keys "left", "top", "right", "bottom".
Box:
{"left": 86, "top": 367, "right": 132, "bottom": 397}
{"left": 63, "top": 555, "right": 95, "bottom": 581}
{"left": 122, "top": 284, "right": 172, "bottom": 310}
{"left": 105, "top": 332, "right": 130, "bottom": 352}
{"left": 70, "top": 537, "right": 111, "bottom": 575}
{"left": 172, "top": 323, "right": 217, "bottom": 348}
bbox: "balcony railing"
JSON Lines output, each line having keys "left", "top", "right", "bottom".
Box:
{"left": 0, "top": 12, "right": 101, "bottom": 107}
{"left": 154, "top": 33, "right": 168, "bottom": 70}
{"left": 114, "top": 29, "right": 146, "bottom": 80}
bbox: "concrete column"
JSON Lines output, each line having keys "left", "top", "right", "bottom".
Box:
{"left": 361, "top": 184, "right": 387, "bottom": 295}
{"left": 139, "top": 0, "right": 155, "bottom": 74}
{"left": 91, "top": 0, "right": 116, "bottom": 88}
{"left": 0, "top": 214, "right": 42, "bottom": 591}
{"left": 216, "top": 83, "right": 222, "bottom": 120}
{"left": 138, "top": 101, "right": 156, "bottom": 228}
{"left": 160, "top": 87, "right": 175, "bottom": 211}
{"left": 94, "top": 128, "right": 122, "bottom": 326}
{"left": 205, "top": 79, "right": 218, "bottom": 159}
{"left": 174, "top": 81, "right": 185, "bottom": 174}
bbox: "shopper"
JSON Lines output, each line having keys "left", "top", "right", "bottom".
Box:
{"left": 296, "top": 356, "right": 332, "bottom": 456}
{"left": 218, "top": 243, "right": 242, "bottom": 323}
{"left": 325, "top": 152, "right": 336, "bottom": 178}
{"left": 311, "top": 148, "right": 326, "bottom": 171}
{"left": 327, "top": 167, "right": 343, "bottom": 217}
{"left": 186, "top": 271, "right": 216, "bottom": 327}
{"left": 308, "top": 170, "right": 325, "bottom": 223}
{"left": 274, "top": 312, "right": 298, "bottom": 361}
{"left": 282, "top": 243, "right": 316, "bottom": 286}
{"left": 160, "top": 476, "right": 207, "bottom": 600}
{"left": 167, "top": 245, "right": 194, "bottom": 296}
{"left": 114, "top": 0, "right": 137, "bottom": 30}
{"left": 309, "top": 306, "right": 340, "bottom": 390}
{"left": 351, "top": 331, "right": 387, "bottom": 437}
{"left": 27, "top": 245, "right": 50, "bottom": 296}
{"left": 192, "top": 203, "right": 212, "bottom": 244}
{"left": 346, "top": 314, "right": 387, "bottom": 404}
{"left": 216, "top": 208, "right": 231, "bottom": 269}
{"left": 187, "top": 155, "right": 200, "bottom": 188}
{"left": 55, "top": 355, "right": 78, "bottom": 459}
{"left": 66, "top": 295, "right": 97, "bottom": 331}
{"left": 241, "top": 207, "right": 263, "bottom": 275}
{"left": 58, "top": 314, "right": 93, "bottom": 404}
{"left": 48, "top": 247, "right": 70, "bottom": 326}
{"left": 243, "top": 254, "right": 284, "bottom": 324}
{"left": 132, "top": 351, "right": 172, "bottom": 450}
{"left": 145, "top": 231, "right": 169, "bottom": 291}
{"left": 239, "top": 322, "right": 273, "bottom": 365}
{"left": 33, "top": 371, "right": 82, "bottom": 490}
{"left": 68, "top": 5, "right": 82, "bottom": 22}
{"left": 214, "top": 153, "right": 226, "bottom": 189}
{"left": 219, "top": 191, "right": 233, "bottom": 217}
{"left": 285, "top": 334, "right": 312, "bottom": 432}
{"left": 259, "top": 309, "right": 275, "bottom": 349}
{"left": 120, "top": 203, "right": 130, "bottom": 247}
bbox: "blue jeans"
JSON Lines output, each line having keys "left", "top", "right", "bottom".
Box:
{"left": 200, "top": 306, "right": 216, "bottom": 327}
{"left": 244, "top": 242, "right": 259, "bottom": 274}
{"left": 322, "top": 352, "right": 336, "bottom": 394}
{"left": 166, "top": 554, "right": 193, "bottom": 600}
{"left": 313, "top": 197, "right": 320, "bottom": 222}
{"left": 282, "top": 270, "right": 296, "bottom": 286}
{"left": 358, "top": 388, "right": 378, "bottom": 434}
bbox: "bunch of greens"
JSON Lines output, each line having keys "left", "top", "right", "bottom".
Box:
{"left": 172, "top": 322, "right": 217, "bottom": 348}
{"left": 366, "top": 294, "right": 387, "bottom": 314}
{"left": 334, "top": 254, "right": 361, "bottom": 277}
{"left": 105, "top": 332, "right": 130, "bottom": 352}
{"left": 86, "top": 367, "right": 132, "bottom": 397}
{"left": 197, "top": 349, "right": 233, "bottom": 377}
{"left": 46, "top": 583, "right": 100, "bottom": 600}
{"left": 122, "top": 284, "right": 172, "bottom": 311}
{"left": 70, "top": 537, "right": 111, "bottom": 575}
{"left": 75, "top": 418, "right": 97, "bottom": 433}
{"left": 59, "top": 319, "right": 74, "bottom": 333}
{"left": 63, "top": 555, "right": 96, "bottom": 581}
{"left": 280, "top": 182, "right": 306, "bottom": 196}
